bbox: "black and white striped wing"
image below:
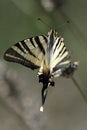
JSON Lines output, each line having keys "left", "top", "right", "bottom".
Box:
{"left": 50, "top": 36, "right": 70, "bottom": 72}
{"left": 4, "top": 35, "right": 47, "bottom": 70}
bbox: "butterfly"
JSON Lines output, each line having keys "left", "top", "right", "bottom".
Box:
{"left": 4, "top": 29, "right": 79, "bottom": 112}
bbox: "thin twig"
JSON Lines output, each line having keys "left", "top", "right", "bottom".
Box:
{"left": 72, "top": 76, "right": 87, "bottom": 103}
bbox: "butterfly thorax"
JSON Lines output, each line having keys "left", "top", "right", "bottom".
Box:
{"left": 38, "top": 66, "right": 55, "bottom": 88}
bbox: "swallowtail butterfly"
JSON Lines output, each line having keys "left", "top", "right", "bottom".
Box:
{"left": 4, "top": 29, "right": 79, "bottom": 112}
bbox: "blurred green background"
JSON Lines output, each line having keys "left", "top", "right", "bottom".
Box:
{"left": 0, "top": 0, "right": 87, "bottom": 130}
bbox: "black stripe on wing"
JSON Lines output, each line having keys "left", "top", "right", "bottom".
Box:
{"left": 53, "top": 37, "right": 69, "bottom": 59}
{"left": 29, "top": 37, "right": 36, "bottom": 48}
{"left": 53, "top": 37, "right": 61, "bottom": 54}
{"left": 21, "top": 40, "right": 37, "bottom": 58}
{"left": 4, "top": 48, "right": 39, "bottom": 69}
{"left": 56, "top": 44, "right": 66, "bottom": 58}
{"left": 41, "top": 35, "right": 48, "bottom": 44}
{"left": 35, "top": 36, "right": 45, "bottom": 55}
{"left": 15, "top": 43, "right": 24, "bottom": 52}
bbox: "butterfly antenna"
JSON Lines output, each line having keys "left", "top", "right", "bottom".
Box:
{"left": 37, "top": 18, "right": 51, "bottom": 29}
{"left": 38, "top": 18, "right": 70, "bottom": 30}
{"left": 57, "top": 20, "right": 70, "bottom": 29}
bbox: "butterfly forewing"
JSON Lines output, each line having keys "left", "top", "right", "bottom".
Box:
{"left": 48, "top": 30, "right": 70, "bottom": 71}
{"left": 4, "top": 35, "right": 47, "bottom": 70}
